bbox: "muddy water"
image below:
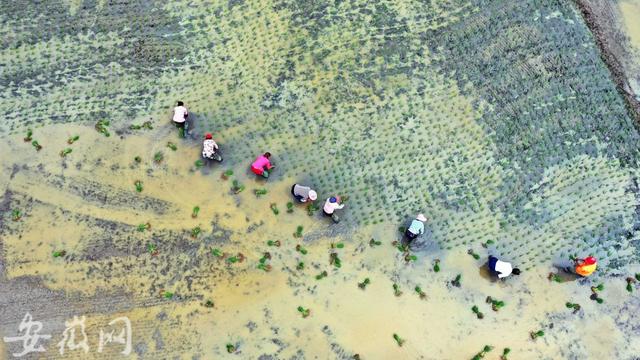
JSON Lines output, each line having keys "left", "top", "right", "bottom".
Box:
{"left": 620, "top": 0, "right": 640, "bottom": 49}
{"left": 1, "top": 123, "right": 639, "bottom": 359}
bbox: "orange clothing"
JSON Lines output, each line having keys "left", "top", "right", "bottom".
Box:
{"left": 575, "top": 263, "right": 597, "bottom": 276}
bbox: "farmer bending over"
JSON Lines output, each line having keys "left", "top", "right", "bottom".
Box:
{"left": 573, "top": 256, "right": 597, "bottom": 277}
{"left": 291, "top": 184, "right": 317, "bottom": 203}
{"left": 172, "top": 101, "right": 188, "bottom": 136}
{"left": 251, "top": 152, "right": 274, "bottom": 178}
{"left": 488, "top": 255, "right": 521, "bottom": 279}
{"left": 405, "top": 214, "right": 427, "bottom": 243}
{"left": 202, "top": 133, "right": 222, "bottom": 161}
{"left": 323, "top": 196, "right": 344, "bottom": 223}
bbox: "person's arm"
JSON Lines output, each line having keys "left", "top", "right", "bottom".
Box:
{"left": 418, "top": 224, "right": 424, "bottom": 235}
{"left": 213, "top": 140, "right": 219, "bottom": 150}
{"left": 336, "top": 203, "right": 345, "bottom": 210}
{"left": 497, "top": 271, "right": 507, "bottom": 279}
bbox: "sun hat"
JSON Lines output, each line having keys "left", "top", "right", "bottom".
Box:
{"left": 205, "top": 133, "right": 212, "bottom": 139}
{"left": 416, "top": 214, "right": 427, "bottom": 222}
{"left": 309, "top": 190, "right": 317, "bottom": 201}
{"left": 329, "top": 197, "right": 337, "bottom": 203}
{"left": 584, "top": 256, "right": 597, "bottom": 265}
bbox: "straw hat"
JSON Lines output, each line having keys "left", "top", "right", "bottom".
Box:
{"left": 416, "top": 214, "right": 427, "bottom": 222}
{"left": 309, "top": 190, "right": 317, "bottom": 201}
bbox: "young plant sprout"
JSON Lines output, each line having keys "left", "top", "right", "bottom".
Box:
{"left": 254, "top": 188, "right": 268, "bottom": 197}
{"left": 194, "top": 159, "right": 204, "bottom": 169}
{"left": 433, "top": 259, "right": 441, "bottom": 272}
{"left": 134, "top": 156, "right": 142, "bottom": 163}
{"left": 137, "top": 222, "right": 151, "bottom": 232}
{"left": 211, "top": 248, "right": 224, "bottom": 258}
{"left": 414, "top": 286, "right": 426, "bottom": 299}
{"left": 204, "top": 300, "right": 214, "bottom": 308}
{"left": 32, "top": 140, "right": 42, "bottom": 151}
{"left": 548, "top": 273, "right": 563, "bottom": 283}
{"left": 134, "top": 180, "right": 143, "bottom": 192}
{"left": 232, "top": 180, "right": 245, "bottom": 194}
{"left": 467, "top": 249, "right": 480, "bottom": 260}
{"left": 294, "top": 225, "right": 303, "bottom": 238}
{"left": 329, "top": 253, "right": 342, "bottom": 268}
{"left": 626, "top": 277, "right": 636, "bottom": 293}
{"left": 486, "top": 296, "right": 505, "bottom": 311}
{"left": 472, "top": 345, "right": 494, "bottom": 360}
{"left": 392, "top": 333, "right": 405, "bottom": 347}
{"left": 153, "top": 151, "right": 164, "bottom": 163}
{"left": 191, "top": 226, "right": 201, "bottom": 238}
{"left": 147, "top": 243, "right": 158, "bottom": 256}
{"left": 501, "top": 348, "right": 511, "bottom": 360}
{"left": 59, "top": 148, "right": 72, "bottom": 157}
{"left": 404, "top": 253, "right": 418, "bottom": 262}
{"left": 270, "top": 203, "right": 279, "bottom": 215}
{"left": 295, "top": 244, "right": 308, "bottom": 255}
{"left": 358, "top": 278, "right": 371, "bottom": 289}
{"left": 52, "top": 250, "right": 66, "bottom": 258}
{"left": 95, "top": 120, "right": 110, "bottom": 137}
{"left": 297, "top": 306, "right": 311, "bottom": 318}
{"left": 24, "top": 129, "right": 33, "bottom": 142}
{"left": 296, "top": 261, "right": 305, "bottom": 270}
{"left": 141, "top": 121, "right": 153, "bottom": 130}
{"left": 287, "top": 202, "right": 294, "bottom": 213}
{"left": 167, "top": 142, "right": 177, "bottom": 151}
{"left": 451, "top": 274, "right": 462, "bottom": 288}
{"left": 369, "top": 238, "right": 382, "bottom": 247}
{"left": 471, "top": 305, "right": 484, "bottom": 319}
{"left": 226, "top": 344, "right": 236, "bottom": 353}
{"left": 481, "top": 240, "right": 495, "bottom": 248}
{"left": 331, "top": 242, "right": 345, "bottom": 249}
{"left": 67, "top": 135, "right": 79, "bottom": 144}
{"left": 530, "top": 330, "right": 544, "bottom": 340}
{"left": 393, "top": 283, "right": 402, "bottom": 296}
{"left": 257, "top": 262, "right": 272, "bottom": 272}
{"left": 592, "top": 283, "right": 604, "bottom": 292}
{"left": 160, "top": 290, "right": 174, "bottom": 299}
{"left": 636, "top": 273, "right": 640, "bottom": 282}
{"left": 12, "top": 210, "right": 22, "bottom": 221}
{"left": 307, "top": 202, "right": 319, "bottom": 216}
{"left": 267, "top": 240, "right": 281, "bottom": 247}
{"left": 315, "top": 270, "right": 328, "bottom": 280}
{"left": 565, "top": 302, "right": 581, "bottom": 313}
{"left": 192, "top": 206, "right": 200, "bottom": 218}
{"left": 221, "top": 169, "right": 233, "bottom": 180}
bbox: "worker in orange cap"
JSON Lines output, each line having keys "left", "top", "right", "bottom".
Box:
{"left": 574, "top": 256, "right": 597, "bottom": 277}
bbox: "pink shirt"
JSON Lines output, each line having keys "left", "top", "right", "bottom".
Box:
{"left": 252, "top": 155, "right": 272, "bottom": 170}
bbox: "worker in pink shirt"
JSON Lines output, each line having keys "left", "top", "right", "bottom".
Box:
{"left": 251, "top": 152, "right": 274, "bottom": 178}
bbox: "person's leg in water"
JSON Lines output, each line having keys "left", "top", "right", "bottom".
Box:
{"left": 174, "top": 121, "right": 185, "bottom": 138}
{"left": 404, "top": 229, "right": 418, "bottom": 245}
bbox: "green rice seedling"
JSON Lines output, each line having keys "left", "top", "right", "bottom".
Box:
{"left": 331, "top": 242, "right": 345, "bottom": 249}
{"left": 500, "top": 348, "right": 511, "bottom": 360}
{"left": 486, "top": 296, "right": 505, "bottom": 311}
{"left": 226, "top": 343, "right": 236, "bottom": 353}
{"left": 481, "top": 240, "right": 495, "bottom": 248}
{"left": 471, "top": 305, "right": 484, "bottom": 319}
{"left": 191, "top": 206, "right": 200, "bottom": 218}
{"left": 626, "top": 277, "right": 636, "bottom": 293}
{"left": 393, "top": 283, "right": 402, "bottom": 296}
{"left": 295, "top": 244, "right": 307, "bottom": 255}
{"left": 134, "top": 180, "right": 143, "bottom": 192}
{"left": 398, "top": 226, "right": 406, "bottom": 234}
{"left": 329, "top": 253, "right": 341, "bottom": 268}
{"left": 287, "top": 202, "right": 294, "bottom": 213}
{"left": 451, "top": 274, "right": 462, "bottom": 288}
{"left": 32, "top": 140, "right": 42, "bottom": 151}
{"left": 95, "top": 120, "right": 110, "bottom": 137}
{"left": 52, "top": 250, "right": 66, "bottom": 258}
{"left": 472, "top": 345, "right": 494, "bottom": 360}
{"left": 530, "top": 330, "right": 544, "bottom": 340}
{"left": 232, "top": 180, "right": 245, "bottom": 194}
{"left": 467, "top": 249, "right": 480, "bottom": 260}
{"left": 227, "top": 255, "right": 240, "bottom": 264}
{"left": 141, "top": 121, "right": 153, "bottom": 130}
{"left": 267, "top": 240, "right": 281, "bottom": 247}
{"left": 392, "top": 333, "right": 404, "bottom": 347}
{"left": 194, "top": 159, "right": 205, "bottom": 169}
{"left": 296, "top": 261, "right": 305, "bottom": 270}
{"left": 221, "top": 169, "right": 233, "bottom": 180}
{"left": 178, "top": 128, "right": 185, "bottom": 138}
{"left": 167, "top": 142, "right": 177, "bottom": 151}
{"left": 58, "top": 147, "right": 73, "bottom": 157}
{"left": 270, "top": 203, "right": 279, "bottom": 215}
{"left": 67, "top": 135, "right": 79, "bottom": 144}
{"left": 294, "top": 225, "right": 303, "bottom": 238}
{"left": 565, "top": 302, "right": 581, "bottom": 313}
{"left": 191, "top": 226, "right": 201, "bottom": 238}
{"left": 254, "top": 188, "right": 268, "bottom": 197}
{"left": 153, "top": 151, "right": 164, "bottom": 163}
{"left": 592, "top": 283, "right": 604, "bottom": 292}
{"left": 307, "top": 202, "right": 319, "bottom": 216}
{"left": 393, "top": 241, "right": 409, "bottom": 253}
{"left": 315, "top": 270, "right": 328, "bottom": 280}
{"left": 24, "top": 129, "right": 33, "bottom": 142}
{"left": 257, "top": 262, "right": 272, "bottom": 272}
{"left": 211, "top": 248, "right": 224, "bottom": 258}
{"left": 548, "top": 272, "right": 563, "bottom": 283}
{"left": 414, "top": 286, "right": 426, "bottom": 299}
{"left": 358, "top": 278, "right": 371, "bottom": 289}
{"left": 129, "top": 124, "right": 141, "bottom": 130}
{"left": 134, "top": 156, "right": 142, "bottom": 163}
{"left": 204, "top": 300, "right": 214, "bottom": 308}
{"left": 433, "top": 259, "right": 441, "bottom": 272}
{"left": 635, "top": 273, "right": 640, "bottom": 282}
{"left": 160, "top": 290, "right": 174, "bottom": 299}
{"left": 405, "top": 254, "right": 418, "bottom": 262}
{"left": 147, "top": 243, "right": 158, "bottom": 256}
{"left": 297, "top": 306, "right": 311, "bottom": 318}
{"left": 369, "top": 239, "right": 382, "bottom": 247}
{"left": 11, "top": 210, "right": 22, "bottom": 221}
{"left": 137, "top": 222, "right": 151, "bottom": 232}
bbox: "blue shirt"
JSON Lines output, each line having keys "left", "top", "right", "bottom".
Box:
{"left": 407, "top": 220, "right": 424, "bottom": 235}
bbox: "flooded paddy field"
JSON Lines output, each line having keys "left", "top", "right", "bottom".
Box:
{"left": 2, "top": 0, "right": 640, "bottom": 359}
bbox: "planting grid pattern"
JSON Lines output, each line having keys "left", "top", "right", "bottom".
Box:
{"left": 2, "top": 0, "right": 640, "bottom": 268}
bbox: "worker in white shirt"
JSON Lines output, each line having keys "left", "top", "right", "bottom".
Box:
{"left": 202, "top": 133, "right": 222, "bottom": 162}
{"left": 404, "top": 214, "right": 427, "bottom": 243}
{"left": 488, "top": 255, "right": 521, "bottom": 279}
{"left": 323, "top": 196, "right": 344, "bottom": 222}
{"left": 291, "top": 184, "right": 317, "bottom": 203}
{"left": 172, "top": 101, "right": 188, "bottom": 137}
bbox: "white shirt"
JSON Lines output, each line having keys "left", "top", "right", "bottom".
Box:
{"left": 323, "top": 199, "right": 344, "bottom": 214}
{"left": 202, "top": 139, "right": 218, "bottom": 158}
{"left": 495, "top": 260, "right": 513, "bottom": 278}
{"left": 173, "top": 106, "right": 188, "bottom": 123}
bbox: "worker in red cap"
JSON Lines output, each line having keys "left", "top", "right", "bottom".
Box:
{"left": 202, "top": 133, "right": 222, "bottom": 162}
{"left": 574, "top": 256, "right": 597, "bottom": 277}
